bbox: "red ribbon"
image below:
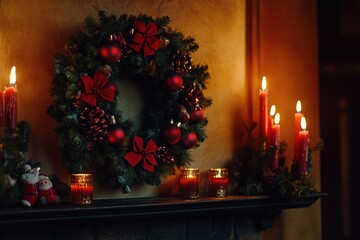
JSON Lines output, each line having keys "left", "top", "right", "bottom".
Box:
{"left": 124, "top": 136, "right": 158, "bottom": 172}
{"left": 79, "top": 71, "right": 116, "bottom": 106}
{"left": 128, "top": 19, "right": 161, "bottom": 57}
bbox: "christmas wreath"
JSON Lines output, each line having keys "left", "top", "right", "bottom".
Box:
{"left": 48, "top": 11, "right": 211, "bottom": 192}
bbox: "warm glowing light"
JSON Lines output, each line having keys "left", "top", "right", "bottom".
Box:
{"left": 301, "top": 116, "right": 307, "bottom": 130}
{"left": 274, "top": 113, "right": 280, "bottom": 125}
{"left": 270, "top": 105, "right": 276, "bottom": 116}
{"left": 296, "top": 100, "right": 302, "bottom": 112}
{"left": 261, "top": 76, "right": 267, "bottom": 90}
{"left": 10, "top": 66, "right": 16, "bottom": 85}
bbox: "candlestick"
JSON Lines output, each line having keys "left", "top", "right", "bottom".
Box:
{"left": 267, "top": 105, "right": 276, "bottom": 147}
{"left": 259, "top": 76, "right": 268, "bottom": 139}
{"left": 294, "top": 100, "right": 303, "bottom": 161}
{"left": 270, "top": 113, "right": 280, "bottom": 169}
{"left": 4, "top": 66, "right": 17, "bottom": 130}
{"left": 298, "top": 117, "right": 309, "bottom": 174}
{"left": 208, "top": 168, "right": 228, "bottom": 197}
{"left": 179, "top": 168, "right": 199, "bottom": 199}
{"left": 71, "top": 173, "right": 93, "bottom": 205}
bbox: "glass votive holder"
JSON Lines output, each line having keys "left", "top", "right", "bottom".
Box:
{"left": 71, "top": 173, "right": 93, "bottom": 205}
{"left": 179, "top": 168, "right": 200, "bottom": 199}
{"left": 208, "top": 168, "right": 228, "bottom": 197}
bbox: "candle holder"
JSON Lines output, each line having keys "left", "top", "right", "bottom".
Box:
{"left": 179, "top": 168, "right": 199, "bottom": 199}
{"left": 208, "top": 168, "right": 228, "bottom": 197}
{"left": 71, "top": 173, "right": 93, "bottom": 205}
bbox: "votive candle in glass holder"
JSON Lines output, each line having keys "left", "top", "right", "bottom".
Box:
{"left": 179, "top": 168, "right": 200, "bottom": 199}
{"left": 208, "top": 168, "right": 228, "bottom": 197}
{"left": 71, "top": 173, "right": 93, "bottom": 205}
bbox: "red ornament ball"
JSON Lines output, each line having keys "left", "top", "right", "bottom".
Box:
{"left": 100, "top": 41, "right": 122, "bottom": 64}
{"left": 108, "top": 126, "right": 126, "bottom": 146}
{"left": 161, "top": 124, "right": 181, "bottom": 145}
{"left": 190, "top": 109, "right": 205, "bottom": 122}
{"left": 182, "top": 132, "right": 198, "bottom": 149}
{"left": 166, "top": 75, "right": 183, "bottom": 91}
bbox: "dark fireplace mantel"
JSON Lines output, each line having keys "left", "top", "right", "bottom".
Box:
{"left": 0, "top": 194, "right": 324, "bottom": 240}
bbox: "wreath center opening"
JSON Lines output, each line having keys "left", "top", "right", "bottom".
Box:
{"left": 115, "top": 78, "right": 145, "bottom": 133}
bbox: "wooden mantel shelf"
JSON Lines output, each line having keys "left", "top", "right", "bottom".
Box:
{"left": 0, "top": 193, "right": 325, "bottom": 227}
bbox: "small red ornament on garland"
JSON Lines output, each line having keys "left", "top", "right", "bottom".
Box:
{"left": 190, "top": 108, "right": 205, "bottom": 122}
{"left": 161, "top": 121, "right": 181, "bottom": 145}
{"left": 155, "top": 146, "right": 175, "bottom": 164}
{"left": 107, "top": 116, "right": 126, "bottom": 147}
{"left": 166, "top": 74, "right": 183, "bottom": 91}
{"left": 100, "top": 34, "right": 131, "bottom": 64}
{"left": 100, "top": 35, "right": 122, "bottom": 64}
{"left": 182, "top": 132, "right": 198, "bottom": 149}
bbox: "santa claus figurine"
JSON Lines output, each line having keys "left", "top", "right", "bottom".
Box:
{"left": 20, "top": 164, "right": 39, "bottom": 207}
{"left": 37, "top": 174, "right": 60, "bottom": 205}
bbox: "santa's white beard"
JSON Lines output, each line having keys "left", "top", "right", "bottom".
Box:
{"left": 38, "top": 183, "right": 52, "bottom": 191}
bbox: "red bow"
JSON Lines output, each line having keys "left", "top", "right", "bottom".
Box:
{"left": 124, "top": 136, "right": 158, "bottom": 172}
{"left": 80, "top": 71, "right": 116, "bottom": 106}
{"left": 128, "top": 19, "right": 161, "bottom": 57}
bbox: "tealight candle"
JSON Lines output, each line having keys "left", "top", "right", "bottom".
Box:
{"left": 71, "top": 173, "right": 93, "bottom": 205}
{"left": 208, "top": 168, "right": 228, "bottom": 197}
{"left": 179, "top": 168, "right": 199, "bottom": 199}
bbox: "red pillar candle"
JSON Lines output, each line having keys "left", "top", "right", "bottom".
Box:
{"left": 208, "top": 168, "right": 228, "bottom": 197}
{"left": 298, "top": 117, "right": 309, "bottom": 174}
{"left": 0, "top": 90, "right": 4, "bottom": 128}
{"left": 4, "top": 66, "right": 17, "bottom": 130}
{"left": 294, "top": 100, "right": 303, "bottom": 161}
{"left": 259, "top": 76, "right": 268, "bottom": 139}
{"left": 179, "top": 168, "right": 199, "bottom": 199}
{"left": 267, "top": 105, "right": 276, "bottom": 147}
{"left": 71, "top": 173, "right": 93, "bottom": 205}
{"left": 269, "top": 113, "right": 280, "bottom": 169}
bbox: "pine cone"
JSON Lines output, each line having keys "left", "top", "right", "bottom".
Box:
{"left": 171, "top": 51, "right": 192, "bottom": 75}
{"left": 79, "top": 106, "right": 109, "bottom": 142}
{"left": 179, "top": 83, "right": 205, "bottom": 112}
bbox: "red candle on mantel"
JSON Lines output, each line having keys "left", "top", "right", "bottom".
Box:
{"left": 4, "top": 66, "right": 17, "bottom": 130}
{"left": 269, "top": 113, "right": 280, "bottom": 169}
{"left": 71, "top": 173, "right": 93, "bottom": 205}
{"left": 208, "top": 168, "right": 228, "bottom": 197}
{"left": 0, "top": 90, "right": 4, "bottom": 128}
{"left": 259, "top": 76, "right": 268, "bottom": 139}
{"left": 179, "top": 168, "right": 199, "bottom": 199}
{"left": 294, "top": 100, "right": 303, "bottom": 161}
{"left": 267, "top": 105, "right": 276, "bottom": 147}
{"left": 298, "top": 117, "right": 309, "bottom": 174}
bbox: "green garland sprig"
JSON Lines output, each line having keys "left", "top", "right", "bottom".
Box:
{"left": 48, "top": 11, "right": 212, "bottom": 192}
{"left": 231, "top": 122, "right": 323, "bottom": 199}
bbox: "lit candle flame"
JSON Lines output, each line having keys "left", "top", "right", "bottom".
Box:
{"left": 274, "top": 113, "right": 280, "bottom": 124}
{"left": 10, "top": 66, "right": 16, "bottom": 85}
{"left": 261, "top": 76, "right": 267, "bottom": 91}
{"left": 301, "top": 116, "right": 307, "bottom": 130}
{"left": 270, "top": 105, "right": 276, "bottom": 116}
{"left": 296, "top": 100, "right": 302, "bottom": 112}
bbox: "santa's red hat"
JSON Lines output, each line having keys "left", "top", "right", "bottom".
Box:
{"left": 38, "top": 174, "right": 49, "bottom": 181}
